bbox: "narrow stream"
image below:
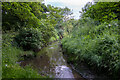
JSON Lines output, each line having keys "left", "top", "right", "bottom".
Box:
{"left": 19, "top": 41, "right": 85, "bottom": 79}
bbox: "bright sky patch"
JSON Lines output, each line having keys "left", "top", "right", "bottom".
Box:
{"left": 44, "top": 0, "right": 93, "bottom": 19}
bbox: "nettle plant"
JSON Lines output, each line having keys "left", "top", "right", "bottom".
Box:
{"left": 14, "top": 28, "right": 42, "bottom": 51}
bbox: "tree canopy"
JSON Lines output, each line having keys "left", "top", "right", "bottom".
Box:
{"left": 80, "top": 2, "right": 120, "bottom": 23}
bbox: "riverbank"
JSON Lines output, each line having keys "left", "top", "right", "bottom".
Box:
{"left": 62, "top": 50, "right": 111, "bottom": 80}
{"left": 2, "top": 33, "right": 46, "bottom": 78}
{"left": 61, "top": 20, "right": 120, "bottom": 80}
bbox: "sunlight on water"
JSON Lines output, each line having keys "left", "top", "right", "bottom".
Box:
{"left": 55, "top": 65, "right": 74, "bottom": 78}
{"left": 20, "top": 42, "right": 83, "bottom": 79}
{"left": 49, "top": 47, "right": 54, "bottom": 49}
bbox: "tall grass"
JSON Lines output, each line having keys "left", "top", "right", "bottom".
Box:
{"left": 62, "top": 19, "right": 120, "bottom": 78}
{"left": 2, "top": 32, "right": 45, "bottom": 78}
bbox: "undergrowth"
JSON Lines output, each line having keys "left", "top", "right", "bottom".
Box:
{"left": 2, "top": 32, "right": 45, "bottom": 78}
{"left": 62, "top": 19, "right": 120, "bottom": 79}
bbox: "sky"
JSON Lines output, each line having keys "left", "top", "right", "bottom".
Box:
{"left": 43, "top": 0, "right": 94, "bottom": 19}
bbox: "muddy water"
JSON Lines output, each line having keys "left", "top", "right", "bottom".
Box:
{"left": 20, "top": 42, "right": 85, "bottom": 79}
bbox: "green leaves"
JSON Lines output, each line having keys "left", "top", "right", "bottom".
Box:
{"left": 62, "top": 19, "right": 120, "bottom": 78}
{"left": 2, "top": 2, "right": 48, "bottom": 31}
{"left": 14, "top": 28, "right": 42, "bottom": 51}
{"left": 81, "top": 2, "right": 120, "bottom": 23}
{"left": 2, "top": 2, "right": 70, "bottom": 42}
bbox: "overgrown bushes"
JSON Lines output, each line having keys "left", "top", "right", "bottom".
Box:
{"left": 14, "top": 28, "right": 42, "bottom": 51}
{"left": 2, "top": 33, "right": 45, "bottom": 78}
{"left": 62, "top": 19, "right": 120, "bottom": 79}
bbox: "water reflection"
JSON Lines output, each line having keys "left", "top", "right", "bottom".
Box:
{"left": 49, "top": 47, "right": 54, "bottom": 49}
{"left": 20, "top": 42, "right": 83, "bottom": 79}
{"left": 55, "top": 65, "right": 74, "bottom": 78}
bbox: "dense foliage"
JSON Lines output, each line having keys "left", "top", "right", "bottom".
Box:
{"left": 2, "top": 1, "right": 120, "bottom": 79}
{"left": 2, "top": 1, "right": 73, "bottom": 78}
{"left": 2, "top": 2, "right": 72, "bottom": 42}
{"left": 2, "top": 33, "right": 45, "bottom": 78}
{"left": 62, "top": 19, "right": 120, "bottom": 77}
{"left": 2, "top": 2, "right": 48, "bottom": 31}
{"left": 81, "top": 2, "right": 120, "bottom": 23}
{"left": 14, "top": 28, "right": 42, "bottom": 51}
{"left": 62, "top": 2, "right": 120, "bottom": 79}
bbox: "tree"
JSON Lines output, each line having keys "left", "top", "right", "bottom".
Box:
{"left": 61, "top": 7, "right": 73, "bottom": 21}
{"left": 82, "top": 2, "right": 120, "bottom": 23}
{"left": 2, "top": 2, "right": 42, "bottom": 31}
{"left": 79, "top": 2, "right": 92, "bottom": 18}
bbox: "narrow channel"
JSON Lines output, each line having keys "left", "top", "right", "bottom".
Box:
{"left": 20, "top": 41, "right": 85, "bottom": 79}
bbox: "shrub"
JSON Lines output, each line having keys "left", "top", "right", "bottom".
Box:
{"left": 2, "top": 32, "right": 45, "bottom": 78}
{"left": 62, "top": 19, "right": 120, "bottom": 78}
{"left": 2, "top": 64, "right": 44, "bottom": 78}
{"left": 14, "top": 28, "right": 42, "bottom": 51}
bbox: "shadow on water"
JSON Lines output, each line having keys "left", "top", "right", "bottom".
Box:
{"left": 19, "top": 41, "right": 85, "bottom": 79}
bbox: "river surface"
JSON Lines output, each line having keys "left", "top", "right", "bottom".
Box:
{"left": 19, "top": 41, "right": 85, "bottom": 79}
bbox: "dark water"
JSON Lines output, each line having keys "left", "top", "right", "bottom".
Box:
{"left": 19, "top": 42, "right": 85, "bottom": 79}
{"left": 18, "top": 41, "right": 109, "bottom": 80}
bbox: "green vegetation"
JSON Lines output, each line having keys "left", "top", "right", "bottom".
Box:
{"left": 14, "top": 28, "right": 42, "bottom": 51}
{"left": 81, "top": 2, "right": 120, "bottom": 22}
{"left": 2, "top": 1, "right": 120, "bottom": 79}
{"left": 2, "top": 33, "right": 45, "bottom": 78}
{"left": 62, "top": 2, "right": 120, "bottom": 79}
{"left": 2, "top": 1, "right": 72, "bottom": 78}
{"left": 62, "top": 19, "right": 120, "bottom": 78}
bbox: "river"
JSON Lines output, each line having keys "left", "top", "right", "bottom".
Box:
{"left": 19, "top": 41, "right": 85, "bottom": 79}
{"left": 19, "top": 41, "right": 109, "bottom": 80}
